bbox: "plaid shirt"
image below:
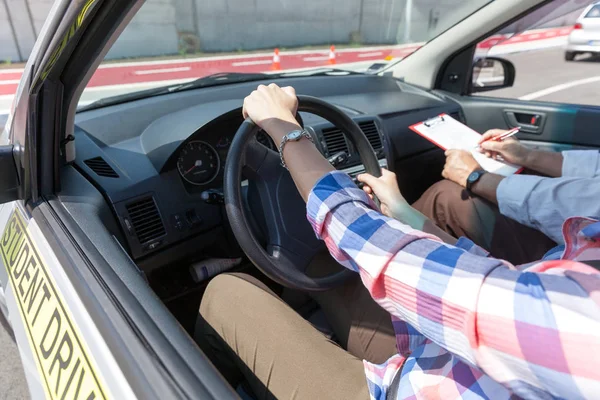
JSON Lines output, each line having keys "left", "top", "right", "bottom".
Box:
{"left": 307, "top": 171, "right": 600, "bottom": 400}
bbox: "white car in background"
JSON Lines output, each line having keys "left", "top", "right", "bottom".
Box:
{"left": 566, "top": 2, "right": 600, "bottom": 60}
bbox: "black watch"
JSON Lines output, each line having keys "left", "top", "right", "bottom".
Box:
{"left": 466, "top": 169, "right": 486, "bottom": 190}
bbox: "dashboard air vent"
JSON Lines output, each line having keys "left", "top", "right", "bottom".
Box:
{"left": 125, "top": 197, "right": 165, "bottom": 244}
{"left": 359, "top": 121, "right": 382, "bottom": 150}
{"left": 322, "top": 127, "right": 349, "bottom": 155}
{"left": 84, "top": 157, "right": 119, "bottom": 178}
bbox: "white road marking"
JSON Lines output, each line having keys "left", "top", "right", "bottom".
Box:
{"left": 82, "top": 78, "right": 194, "bottom": 92}
{"left": 358, "top": 52, "right": 384, "bottom": 58}
{"left": 0, "top": 80, "right": 19, "bottom": 85}
{"left": 0, "top": 68, "right": 26, "bottom": 74}
{"left": 231, "top": 59, "right": 272, "bottom": 66}
{"left": 519, "top": 75, "right": 600, "bottom": 100}
{"left": 96, "top": 44, "right": 414, "bottom": 69}
{"left": 303, "top": 56, "right": 329, "bottom": 62}
{"left": 133, "top": 66, "right": 191, "bottom": 75}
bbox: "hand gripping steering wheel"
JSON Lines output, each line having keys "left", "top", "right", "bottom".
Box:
{"left": 224, "top": 95, "right": 382, "bottom": 291}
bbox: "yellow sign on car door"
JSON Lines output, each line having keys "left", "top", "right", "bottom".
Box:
{"left": 0, "top": 210, "right": 107, "bottom": 400}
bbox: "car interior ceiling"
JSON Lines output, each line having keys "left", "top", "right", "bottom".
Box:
{"left": 60, "top": 71, "right": 600, "bottom": 338}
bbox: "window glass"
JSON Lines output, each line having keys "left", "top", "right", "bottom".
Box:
{"left": 473, "top": 0, "right": 600, "bottom": 106}
{"left": 80, "top": 0, "right": 493, "bottom": 107}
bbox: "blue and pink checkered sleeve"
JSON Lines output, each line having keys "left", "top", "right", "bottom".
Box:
{"left": 306, "top": 171, "right": 600, "bottom": 398}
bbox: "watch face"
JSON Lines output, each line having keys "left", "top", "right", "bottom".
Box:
{"left": 468, "top": 171, "right": 479, "bottom": 183}
{"left": 288, "top": 131, "right": 302, "bottom": 140}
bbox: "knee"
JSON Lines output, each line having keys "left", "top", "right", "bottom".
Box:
{"left": 416, "top": 180, "right": 470, "bottom": 217}
{"left": 199, "top": 273, "right": 274, "bottom": 328}
{"left": 200, "top": 273, "right": 248, "bottom": 327}
{"left": 427, "top": 179, "right": 465, "bottom": 200}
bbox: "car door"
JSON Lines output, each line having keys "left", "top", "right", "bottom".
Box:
{"left": 434, "top": 3, "right": 600, "bottom": 155}
{"left": 0, "top": 1, "right": 144, "bottom": 398}
{"left": 0, "top": 1, "right": 236, "bottom": 399}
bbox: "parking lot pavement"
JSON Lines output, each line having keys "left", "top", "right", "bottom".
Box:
{"left": 0, "top": 323, "right": 29, "bottom": 400}
{"left": 482, "top": 47, "right": 600, "bottom": 106}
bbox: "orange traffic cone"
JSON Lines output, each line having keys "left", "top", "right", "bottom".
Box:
{"left": 328, "top": 45, "right": 336, "bottom": 65}
{"left": 271, "top": 48, "right": 281, "bottom": 70}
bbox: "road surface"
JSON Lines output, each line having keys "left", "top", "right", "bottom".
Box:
{"left": 0, "top": 321, "right": 28, "bottom": 400}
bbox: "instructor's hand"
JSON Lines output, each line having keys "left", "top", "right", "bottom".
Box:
{"left": 442, "top": 149, "right": 482, "bottom": 188}
{"left": 357, "top": 169, "right": 410, "bottom": 219}
{"left": 242, "top": 84, "right": 299, "bottom": 139}
{"left": 478, "top": 129, "right": 530, "bottom": 165}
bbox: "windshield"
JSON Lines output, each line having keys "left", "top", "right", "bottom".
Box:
{"left": 79, "top": 0, "right": 493, "bottom": 107}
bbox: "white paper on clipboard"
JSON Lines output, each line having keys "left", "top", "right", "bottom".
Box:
{"left": 409, "top": 113, "right": 521, "bottom": 176}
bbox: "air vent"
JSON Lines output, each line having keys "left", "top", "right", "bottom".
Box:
{"left": 359, "top": 121, "right": 382, "bottom": 150}
{"left": 322, "top": 127, "right": 349, "bottom": 155}
{"left": 84, "top": 157, "right": 119, "bottom": 178}
{"left": 125, "top": 197, "right": 166, "bottom": 244}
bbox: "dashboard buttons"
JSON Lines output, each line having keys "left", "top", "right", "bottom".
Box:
{"left": 170, "top": 209, "right": 203, "bottom": 232}
{"left": 185, "top": 209, "right": 203, "bottom": 228}
{"left": 170, "top": 213, "right": 188, "bottom": 232}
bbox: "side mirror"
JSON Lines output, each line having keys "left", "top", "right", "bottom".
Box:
{"left": 0, "top": 145, "right": 20, "bottom": 204}
{"left": 471, "top": 57, "right": 515, "bottom": 93}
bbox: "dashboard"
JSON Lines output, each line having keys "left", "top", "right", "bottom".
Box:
{"left": 71, "top": 74, "right": 463, "bottom": 268}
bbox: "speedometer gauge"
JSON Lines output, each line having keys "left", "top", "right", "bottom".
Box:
{"left": 177, "top": 141, "right": 220, "bottom": 185}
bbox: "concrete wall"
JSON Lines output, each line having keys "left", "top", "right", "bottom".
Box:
{"left": 0, "top": 0, "right": 585, "bottom": 63}
{"left": 106, "top": 0, "right": 178, "bottom": 59}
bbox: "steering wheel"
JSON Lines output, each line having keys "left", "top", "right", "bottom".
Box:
{"left": 224, "top": 95, "right": 382, "bottom": 291}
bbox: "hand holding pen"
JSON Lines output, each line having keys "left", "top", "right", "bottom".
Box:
{"left": 475, "top": 127, "right": 530, "bottom": 166}
{"left": 475, "top": 127, "right": 520, "bottom": 150}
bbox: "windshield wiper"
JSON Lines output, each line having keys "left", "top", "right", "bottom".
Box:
{"left": 77, "top": 72, "right": 271, "bottom": 112}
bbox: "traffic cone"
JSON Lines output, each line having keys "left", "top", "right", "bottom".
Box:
{"left": 328, "top": 45, "right": 336, "bottom": 65}
{"left": 271, "top": 48, "right": 281, "bottom": 70}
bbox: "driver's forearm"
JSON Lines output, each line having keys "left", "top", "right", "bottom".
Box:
{"left": 263, "top": 118, "right": 335, "bottom": 202}
{"left": 471, "top": 173, "right": 504, "bottom": 205}
{"left": 523, "top": 150, "right": 563, "bottom": 177}
{"left": 265, "top": 119, "right": 457, "bottom": 244}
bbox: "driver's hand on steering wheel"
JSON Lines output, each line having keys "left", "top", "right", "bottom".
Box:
{"left": 243, "top": 83, "right": 300, "bottom": 140}
{"left": 357, "top": 169, "right": 411, "bottom": 221}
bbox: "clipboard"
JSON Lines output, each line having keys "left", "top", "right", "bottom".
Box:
{"left": 409, "top": 113, "right": 522, "bottom": 176}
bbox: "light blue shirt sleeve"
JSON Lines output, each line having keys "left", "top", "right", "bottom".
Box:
{"left": 562, "top": 150, "right": 600, "bottom": 178}
{"left": 497, "top": 174, "right": 600, "bottom": 244}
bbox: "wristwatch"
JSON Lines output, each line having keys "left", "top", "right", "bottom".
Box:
{"left": 466, "top": 169, "right": 486, "bottom": 190}
{"left": 278, "top": 129, "right": 314, "bottom": 170}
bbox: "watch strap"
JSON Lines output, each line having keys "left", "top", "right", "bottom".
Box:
{"left": 278, "top": 129, "right": 313, "bottom": 170}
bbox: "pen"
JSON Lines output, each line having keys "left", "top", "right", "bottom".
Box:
{"left": 474, "top": 127, "right": 520, "bottom": 149}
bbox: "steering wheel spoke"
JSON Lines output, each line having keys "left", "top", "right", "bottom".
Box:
{"left": 243, "top": 136, "right": 282, "bottom": 178}
{"left": 242, "top": 137, "right": 267, "bottom": 175}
